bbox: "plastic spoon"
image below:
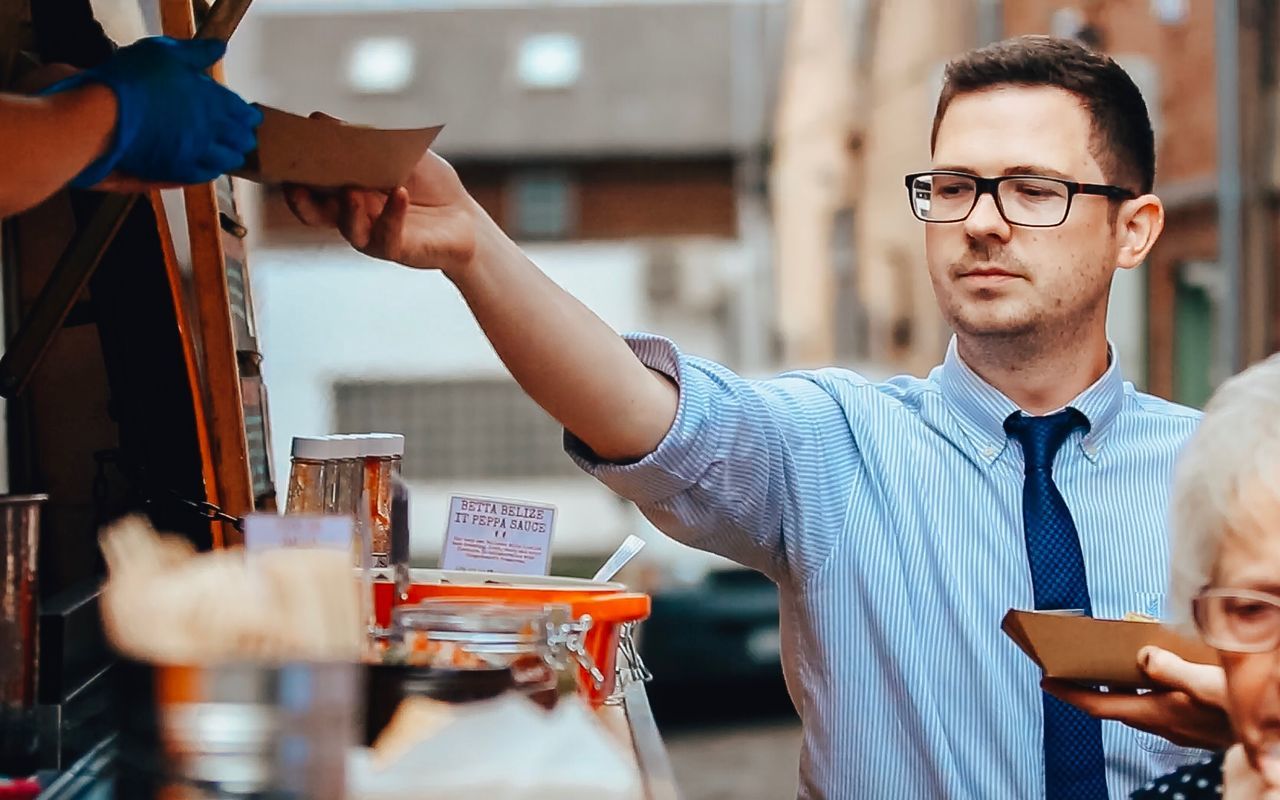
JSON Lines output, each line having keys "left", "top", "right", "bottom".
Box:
{"left": 591, "top": 534, "right": 646, "bottom": 583}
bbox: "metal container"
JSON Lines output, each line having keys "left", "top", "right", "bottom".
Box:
{"left": 115, "top": 660, "right": 359, "bottom": 800}
{"left": 0, "top": 493, "right": 47, "bottom": 774}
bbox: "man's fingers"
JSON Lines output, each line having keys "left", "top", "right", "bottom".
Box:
{"left": 283, "top": 185, "right": 339, "bottom": 227}
{"left": 337, "top": 189, "right": 366, "bottom": 246}
{"left": 339, "top": 188, "right": 386, "bottom": 250}
{"left": 367, "top": 187, "right": 410, "bottom": 261}
{"left": 1138, "top": 646, "right": 1227, "bottom": 706}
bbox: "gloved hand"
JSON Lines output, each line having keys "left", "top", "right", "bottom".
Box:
{"left": 41, "top": 36, "right": 263, "bottom": 187}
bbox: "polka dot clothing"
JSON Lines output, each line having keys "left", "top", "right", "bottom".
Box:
{"left": 1130, "top": 752, "right": 1225, "bottom": 799}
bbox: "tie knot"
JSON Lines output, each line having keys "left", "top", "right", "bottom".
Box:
{"left": 1004, "top": 408, "right": 1089, "bottom": 472}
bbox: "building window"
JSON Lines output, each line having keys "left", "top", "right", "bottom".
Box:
{"left": 346, "top": 37, "right": 416, "bottom": 95}
{"left": 516, "top": 33, "right": 582, "bottom": 90}
{"left": 333, "top": 379, "right": 582, "bottom": 480}
{"left": 509, "top": 169, "right": 575, "bottom": 239}
{"left": 1173, "top": 260, "right": 1221, "bottom": 409}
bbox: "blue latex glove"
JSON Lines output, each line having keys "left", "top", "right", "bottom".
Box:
{"left": 41, "top": 36, "right": 263, "bottom": 187}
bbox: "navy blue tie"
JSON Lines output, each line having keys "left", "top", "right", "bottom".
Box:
{"left": 1005, "top": 409, "right": 1108, "bottom": 800}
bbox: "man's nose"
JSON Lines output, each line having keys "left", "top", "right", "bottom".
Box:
{"left": 963, "top": 191, "right": 1012, "bottom": 242}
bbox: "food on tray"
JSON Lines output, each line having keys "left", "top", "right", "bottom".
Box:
{"left": 1122, "top": 611, "right": 1161, "bottom": 623}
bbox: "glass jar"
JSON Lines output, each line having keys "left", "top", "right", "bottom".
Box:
{"left": 389, "top": 600, "right": 568, "bottom": 709}
{"left": 327, "top": 434, "right": 367, "bottom": 563}
{"left": 363, "top": 662, "right": 516, "bottom": 744}
{"left": 361, "top": 433, "right": 404, "bottom": 571}
{"left": 284, "top": 436, "right": 340, "bottom": 515}
{"left": 330, "top": 436, "right": 363, "bottom": 519}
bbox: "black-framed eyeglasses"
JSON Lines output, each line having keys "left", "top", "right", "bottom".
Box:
{"left": 1193, "top": 587, "right": 1280, "bottom": 654}
{"left": 904, "top": 170, "right": 1137, "bottom": 228}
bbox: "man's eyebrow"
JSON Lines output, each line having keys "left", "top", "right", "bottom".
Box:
{"left": 1002, "top": 165, "right": 1074, "bottom": 180}
{"left": 930, "top": 165, "right": 1076, "bottom": 181}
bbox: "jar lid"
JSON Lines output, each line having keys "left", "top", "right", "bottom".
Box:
{"left": 326, "top": 434, "right": 367, "bottom": 460}
{"left": 291, "top": 435, "right": 341, "bottom": 460}
{"left": 364, "top": 433, "right": 405, "bottom": 458}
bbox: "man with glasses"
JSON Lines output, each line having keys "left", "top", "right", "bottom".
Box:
{"left": 285, "top": 34, "right": 1228, "bottom": 800}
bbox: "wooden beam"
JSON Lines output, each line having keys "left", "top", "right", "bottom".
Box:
{"left": 159, "top": 0, "right": 254, "bottom": 545}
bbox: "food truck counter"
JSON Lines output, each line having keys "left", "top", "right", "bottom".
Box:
{"left": 35, "top": 678, "right": 679, "bottom": 800}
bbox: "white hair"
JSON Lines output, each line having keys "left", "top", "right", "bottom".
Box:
{"left": 1167, "top": 353, "right": 1280, "bottom": 636}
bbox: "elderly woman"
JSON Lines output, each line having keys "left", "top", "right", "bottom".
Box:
{"left": 1126, "top": 353, "right": 1280, "bottom": 799}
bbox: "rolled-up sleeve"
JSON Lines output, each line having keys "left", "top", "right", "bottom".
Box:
{"left": 565, "top": 333, "right": 864, "bottom": 581}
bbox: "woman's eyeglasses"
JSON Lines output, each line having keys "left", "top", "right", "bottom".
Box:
{"left": 1193, "top": 587, "right": 1280, "bottom": 653}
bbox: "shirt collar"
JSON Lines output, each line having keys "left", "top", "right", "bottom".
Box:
{"left": 937, "top": 336, "right": 1125, "bottom": 466}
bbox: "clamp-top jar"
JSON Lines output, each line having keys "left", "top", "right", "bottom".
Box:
{"left": 389, "top": 599, "right": 595, "bottom": 709}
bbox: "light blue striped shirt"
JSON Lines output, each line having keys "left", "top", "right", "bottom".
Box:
{"left": 567, "top": 334, "right": 1205, "bottom": 800}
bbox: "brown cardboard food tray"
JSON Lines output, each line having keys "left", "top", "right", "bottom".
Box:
{"left": 1002, "top": 609, "right": 1219, "bottom": 689}
{"left": 237, "top": 106, "right": 443, "bottom": 190}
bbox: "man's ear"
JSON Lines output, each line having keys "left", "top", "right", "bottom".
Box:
{"left": 1116, "top": 194, "right": 1164, "bottom": 270}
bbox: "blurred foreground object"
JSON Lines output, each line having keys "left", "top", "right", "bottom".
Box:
{"left": 99, "top": 514, "right": 361, "bottom": 663}
{"left": 352, "top": 693, "right": 643, "bottom": 800}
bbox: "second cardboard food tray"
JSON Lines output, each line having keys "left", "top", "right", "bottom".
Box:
{"left": 1002, "top": 609, "right": 1219, "bottom": 689}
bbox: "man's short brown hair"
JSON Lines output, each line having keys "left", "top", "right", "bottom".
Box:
{"left": 932, "top": 35, "right": 1155, "bottom": 195}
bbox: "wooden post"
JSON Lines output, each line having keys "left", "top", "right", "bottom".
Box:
{"left": 158, "top": 0, "right": 256, "bottom": 545}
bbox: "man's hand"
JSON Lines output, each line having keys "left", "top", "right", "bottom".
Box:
{"left": 1042, "top": 645, "right": 1234, "bottom": 750}
{"left": 283, "top": 127, "right": 483, "bottom": 277}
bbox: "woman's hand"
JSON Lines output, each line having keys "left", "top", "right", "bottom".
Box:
{"left": 1042, "top": 645, "right": 1233, "bottom": 750}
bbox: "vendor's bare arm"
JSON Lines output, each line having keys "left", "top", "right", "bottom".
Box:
{"left": 0, "top": 87, "right": 117, "bottom": 217}
{"left": 285, "top": 153, "right": 678, "bottom": 463}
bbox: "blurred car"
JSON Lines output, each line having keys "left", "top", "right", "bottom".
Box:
{"left": 637, "top": 565, "right": 795, "bottom": 723}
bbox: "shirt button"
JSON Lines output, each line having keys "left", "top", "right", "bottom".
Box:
{"left": 982, "top": 446, "right": 996, "bottom": 458}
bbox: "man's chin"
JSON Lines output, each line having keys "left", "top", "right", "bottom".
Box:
{"left": 948, "top": 312, "right": 1038, "bottom": 340}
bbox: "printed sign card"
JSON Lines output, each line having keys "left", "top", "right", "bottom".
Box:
{"left": 441, "top": 495, "right": 557, "bottom": 575}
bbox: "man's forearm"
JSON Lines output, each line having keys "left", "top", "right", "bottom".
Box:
{"left": 449, "top": 213, "right": 679, "bottom": 463}
{"left": 0, "top": 86, "right": 116, "bottom": 217}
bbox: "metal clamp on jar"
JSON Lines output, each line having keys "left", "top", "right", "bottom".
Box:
{"left": 387, "top": 599, "right": 606, "bottom": 710}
